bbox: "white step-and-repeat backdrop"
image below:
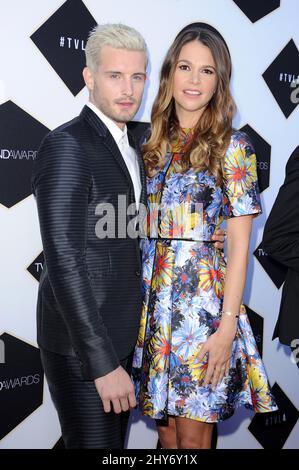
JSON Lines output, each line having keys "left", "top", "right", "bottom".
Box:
{"left": 0, "top": 0, "right": 298, "bottom": 449}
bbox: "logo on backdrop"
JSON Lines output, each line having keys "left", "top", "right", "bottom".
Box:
{"left": 27, "top": 252, "right": 44, "bottom": 283}
{"left": 248, "top": 383, "right": 299, "bottom": 448}
{"left": 0, "top": 375, "right": 41, "bottom": 392}
{"left": 263, "top": 39, "right": 299, "bottom": 118}
{"left": 254, "top": 242, "right": 287, "bottom": 289}
{"left": 31, "top": 0, "right": 96, "bottom": 96}
{"left": 232, "top": 0, "right": 280, "bottom": 23}
{"left": 239, "top": 125, "right": 271, "bottom": 193}
{"left": 0, "top": 333, "right": 44, "bottom": 441}
{"left": 244, "top": 305, "right": 264, "bottom": 358}
{"left": 0, "top": 101, "right": 49, "bottom": 208}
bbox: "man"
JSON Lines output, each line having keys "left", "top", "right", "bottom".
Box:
{"left": 32, "top": 23, "right": 225, "bottom": 449}
{"left": 262, "top": 145, "right": 299, "bottom": 347}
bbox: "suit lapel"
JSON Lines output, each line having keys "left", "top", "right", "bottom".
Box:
{"left": 103, "top": 131, "right": 135, "bottom": 191}
{"left": 80, "top": 105, "right": 134, "bottom": 191}
{"left": 81, "top": 105, "right": 147, "bottom": 209}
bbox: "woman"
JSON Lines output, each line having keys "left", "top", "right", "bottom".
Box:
{"left": 132, "top": 24, "right": 278, "bottom": 449}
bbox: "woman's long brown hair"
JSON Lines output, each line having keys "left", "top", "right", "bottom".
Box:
{"left": 144, "top": 27, "right": 236, "bottom": 184}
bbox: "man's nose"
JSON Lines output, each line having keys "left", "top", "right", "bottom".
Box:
{"left": 122, "top": 78, "right": 134, "bottom": 96}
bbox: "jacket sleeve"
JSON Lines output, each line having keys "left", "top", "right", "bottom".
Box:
{"left": 32, "top": 131, "right": 120, "bottom": 380}
{"left": 262, "top": 147, "right": 299, "bottom": 272}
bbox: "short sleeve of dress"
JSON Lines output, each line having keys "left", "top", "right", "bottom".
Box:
{"left": 222, "top": 131, "right": 262, "bottom": 219}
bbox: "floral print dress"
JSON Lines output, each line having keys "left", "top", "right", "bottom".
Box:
{"left": 132, "top": 128, "right": 278, "bottom": 423}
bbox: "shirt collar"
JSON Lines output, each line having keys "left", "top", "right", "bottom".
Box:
{"left": 87, "top": 101, "right": 128, "bottom": 147}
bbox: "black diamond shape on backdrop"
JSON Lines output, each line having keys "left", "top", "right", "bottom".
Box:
{"left": 232, "top": 0, "right": 280, "bottom": 23}
{"left": 53, "top": 437, "right": 65, "bottom": 448}
{"left": 254, "top": 242, "right": 287, "bottom": 289}
{"left": 0, "top": 333, "right": 44, "bottom": 441}
{"left": 244, "top": 305, "right": 264, "bottom": 358}
{"left": 127, "top": 121, "right": 151, "bottom": 147}
{"left": 263, "top": 40, "right": 299, "bottom": 118}
{"left": 0, "top": 101, "right": 49, "bottom": 208}
{"left": 27, "top": 252, "right": 44, "bottom": 282}
{"left": 240, "top": 125, "right": 270, "bottom": 193}
{"left": 31, "top": 0, "right": 96, "bottom": 96}
{"left": 248, "top": 382, "right": 299, "bottom": 448}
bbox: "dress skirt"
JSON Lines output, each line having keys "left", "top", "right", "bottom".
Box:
{"left": 132, "top": 237, "right": 278, "bottom": 423}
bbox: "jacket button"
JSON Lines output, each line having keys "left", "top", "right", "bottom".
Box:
{"left": 135, "top": 270, "right": 141, "bottom": 276}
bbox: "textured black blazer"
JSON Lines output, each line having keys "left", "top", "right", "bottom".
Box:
{"left": 261, "top": 146, "right": 299, "bottom": 346}
{"left": 31, "top": 105, "right": 147, "bottom": 380}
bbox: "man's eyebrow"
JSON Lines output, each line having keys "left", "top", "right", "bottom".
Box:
{"left": 104, "top": 71, "right": 146, "bottom": 75}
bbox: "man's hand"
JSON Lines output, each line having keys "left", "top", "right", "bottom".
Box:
{"left": 212, "top": 228, "right": 226, "bottom": 251}
{"left": 94, "top": 366, "right": 136, "bottom": 414}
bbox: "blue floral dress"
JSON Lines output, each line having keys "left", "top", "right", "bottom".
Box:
{"left": 132, "top": 128, "right": 278, "bottom": 423}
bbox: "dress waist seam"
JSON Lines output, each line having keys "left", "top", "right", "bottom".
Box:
{"left": 147, "top": 237, "right": 215, "bottom": 243}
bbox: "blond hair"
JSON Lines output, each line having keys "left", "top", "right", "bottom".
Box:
{"left": 85, "top": 23, "right": 148, "bottom": 73}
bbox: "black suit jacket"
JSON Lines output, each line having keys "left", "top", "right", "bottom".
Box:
{"left": 261, "top": 146, "right": 299, "bottom": 346}
{"left": 31, "top": 105, "right": 147, "bottom": 380}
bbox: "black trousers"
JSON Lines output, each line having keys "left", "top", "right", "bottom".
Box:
{"left": 40, "top": 348, "right": 133, "bottom": 449}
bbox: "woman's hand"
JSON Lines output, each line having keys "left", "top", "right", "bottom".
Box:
{"left": 212, "top": 227, "right": 226, "bottom": 251}
{"left": 197, "top": 329, "right": 235, "bottom": 390}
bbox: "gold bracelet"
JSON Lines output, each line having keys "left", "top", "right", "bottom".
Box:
{"left": 221, "top": 310, "right": 239, "bottom": 319}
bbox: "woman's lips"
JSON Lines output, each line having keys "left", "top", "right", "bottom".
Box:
{"left": 183, "top": 90, "right": 202, "bottom": 96}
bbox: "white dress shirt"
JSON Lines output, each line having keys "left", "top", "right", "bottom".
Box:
{"left": 87, "top": 102, "right": 142, "bottom": 210}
